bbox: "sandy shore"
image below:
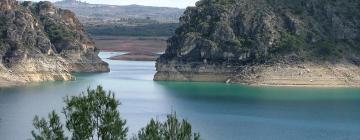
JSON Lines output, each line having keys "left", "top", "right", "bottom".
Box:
{"left": 154, "top": 62, "right": 360, "bottom": 88}
{"left": 0, "top": 78, "right": 25, "bottom": 88}
{"left": 94, "top": 36, "right": 167, "bottom": 61}
{"left": 0, "top": 70, "right": 75, "bottom": 88}
{"left": 109, "top": 52, "right": 160, "bottom": 61}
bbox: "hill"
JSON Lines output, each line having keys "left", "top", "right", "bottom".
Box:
{"left": 54, "top": 0, "right": 185, "bottom": 24}
{"left": 54, "top": 0, "right": 184, "bottom": 37}
{"left": 0, "top": 0, "right": 109, "bottom": 87}
{"left": 155, "top": 0, "right": 360, "bottom": 87}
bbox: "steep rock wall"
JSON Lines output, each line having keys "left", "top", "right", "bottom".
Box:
{"left": 155, "top": 0, "right": 360, "bottom": 87}
{"left": 0, "top": 0, "right": 109, "bottom": 87}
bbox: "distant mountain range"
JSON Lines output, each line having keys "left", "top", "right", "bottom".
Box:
{"left": 54, "top": 0, "right": 185, "bottom": 24}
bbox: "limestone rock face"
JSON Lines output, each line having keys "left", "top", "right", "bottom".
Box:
{"left": 155, "top": 0, "right": 360, "bottom": 87}
{"left": 0, "top": 0, "right": 109, "bottom": 87}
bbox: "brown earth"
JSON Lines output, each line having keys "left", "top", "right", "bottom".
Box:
{"left": 94, "top": 36, "right": 167, "bottom": 61}
{"left": 109, "top": 52, "right": 160, "bottom": 61}
{"left": 154, "top": 62, "right": 360, "bottom": 87}
{"left": 94, "top": 36, "right": 167, "bottom": 53}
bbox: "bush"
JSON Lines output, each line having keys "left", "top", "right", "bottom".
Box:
{"left": 312, "top": 40, "right": 340, "bottom": 60}
{"left": 0, "top": 17, "right": 6, "bottom": 48}
{"left": 32, "top": 111, "right": 67, "bottom": 140}
{"left": 270, "top": 31, "right": 305, "bottom": 54}
{"left": 63, "top": 86, "right": 128, "bottom": 140}
{"left": 133, "top": 113, "right": 200, "bottom": 140}
{"left": 42, "top": 18, "right": 76, "bottom": 44}
{"left": 0, "top": 37, "right": 4, "bottom": 48}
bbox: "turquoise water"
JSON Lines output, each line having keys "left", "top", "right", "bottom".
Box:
{"left": 1, "top": 52, "right": 360, "bottom": 140}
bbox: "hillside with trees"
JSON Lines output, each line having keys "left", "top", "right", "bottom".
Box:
{"left": 55, "top": 0, "right": 184, "bottom": 37}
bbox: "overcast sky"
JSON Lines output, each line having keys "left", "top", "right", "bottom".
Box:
{"left": 30, "top": 0, "right": 199, "bottom": 8}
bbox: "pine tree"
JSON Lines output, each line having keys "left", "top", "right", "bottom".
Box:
{"left": 32, "top": 85, "right": 128, "bottom": 140}
{"left": 134, "top": 112, "right": 201, "bottom": 140}
{"left": 136, "top": 119, "right": 162, "bottom": 140}
{"left": 32, "top": 86, "right": 200, "bottom": 140}
{"left": 31, "top": 111, "right": 67, "bottom": 140}
{"left": 63, "top": 85, "right": 128, "bottom": 140}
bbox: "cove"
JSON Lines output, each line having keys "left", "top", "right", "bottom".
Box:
{"left": 0, "top": 52, "right": 360, "bottom": 140}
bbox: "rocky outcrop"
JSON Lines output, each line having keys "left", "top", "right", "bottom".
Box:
{"left": 155, "top": 0, "right": 360, "bottom": 87}
{"left": 0, "top": 0, "right": 109, "bottom": 87}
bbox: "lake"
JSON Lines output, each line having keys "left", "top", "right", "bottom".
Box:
{"left": 0, "top": 52, "right": 360, "bottom": 140}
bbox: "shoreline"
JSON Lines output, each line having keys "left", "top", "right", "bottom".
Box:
{"left": 154, "top": 79, "right": 360, "bottom": 88}
{"left": 3, "top": 72, "right": 360, "bottom": 89}
{"left": 108, "top": 52, "right": 160, "bottom": 61}
{"left": 0, "top": 80, "right": 25, "bottom": 88}
{"left": 94, "top": 36, "right": 166, "bottom": 61}
{"left": 154, "top": 62, "right": 360, "bottom": 88}
{"left": 154, "top": 76, "right": 360, "bottom": 88}
{"left": 0, "top": 72, "right": 75, "bottom": 88}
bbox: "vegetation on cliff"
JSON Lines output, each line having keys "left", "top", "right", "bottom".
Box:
{"left": 159, "top": 0, "right": 360, "bottom": 64}
{"left": 155, "top": 0, "right": 360, "bottom": 86}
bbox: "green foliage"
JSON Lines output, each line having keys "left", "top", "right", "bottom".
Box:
{"left": 135, "top": 119, "right": 162, "bottom": 140}
{"left": 315, "top": 41, "right": 333, "bottom": 55}
{"left": 0, "top": 39, "right": 3, "bottom": 48}
{"left": 43, "top": 18, "right": 76, "bottom": 43}
{"left": 85, "top": 23, "right": 178, "bottom": 37}
{"left": 313, "top": 40, "right": 340, "bottom": 60}
{"left": 32, "top": 86, "right": 201, "bottom": 140}
{"left": 0, "top": 16, "right": 6, "bottom": 48}
{"left": 223, "top": 39, "right": 250, "bottom": 55}
{"left": 31, "top": 111, "right": 67, "bottom": 140}
{"left": 271, "top": 31, "right": 305, "bottom": 54}
{"left": 212, "top": 0, "right": 236, "bottom": 6}
{"left": 133, "top": 112, "right": 201, "bottom": 140}
{"left": 63, "top": 85, "right": 128, "bottom": 140}
{"left": 32, "top": 85, "right": 128, "bottom": 140}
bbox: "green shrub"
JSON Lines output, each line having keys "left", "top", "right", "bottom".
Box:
{"left": 0, "top": 16, "right": 6, "bottom": 48}
{"left": 47, "top": 25, "right": 75, "bottom": 42}
{"left": 133, "top": 112, "right": 201, "bottom": 140}
{"left": 212, "top": 0, "right": 236, "bottom": 6}
{"left": 312, "top": 40, "right": 340, "bottom": 60}
{"left": 32, "top": 111, "right": 67, "bottom": 140}
{"left": 43, "top": 18, "right": 76, "bottom": 43}
{"left": 271, "top": 31, "right": 305, "bottom": 54}
{"left": 0, "top": 40, "right": 5, "bottom": 49}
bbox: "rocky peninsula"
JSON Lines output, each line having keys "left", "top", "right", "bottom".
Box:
{"left": 0, "top": 0, "right": 109, "bottom": 87}
{"left": 155, "top": 0, "right": 360, "bottom": 87}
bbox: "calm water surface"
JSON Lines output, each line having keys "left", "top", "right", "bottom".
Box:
{"left": 1, "top": 52, "right": 360, "bottom": 140}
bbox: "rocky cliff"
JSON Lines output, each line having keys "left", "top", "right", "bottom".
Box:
{"left": 155, "top": 0, "right": 360, "bottom": 87}
{"left": 0, "top": 0, "right": 109, "bottom": 87}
